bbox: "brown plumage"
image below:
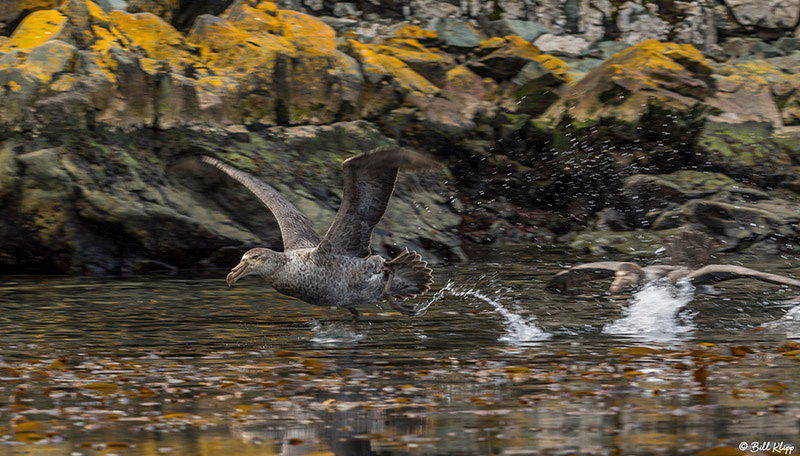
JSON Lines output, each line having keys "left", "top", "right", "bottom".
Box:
{"left": 547, "top": 261, "right": 800, "bottom": 295}
{"left": 199, "top": 146, "right": 436, "bottom": 327}
{"left": 547, "top": 232, "right": 800, "bottom": 295}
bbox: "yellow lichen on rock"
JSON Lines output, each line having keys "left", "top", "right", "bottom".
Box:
{"left": 444, "top": 64, "right": 491, "bottom": 101}
{"left": 88, "top": 23, "right": 126, "bottom": 54}
{"left": 533, "top": 53, "right": 571, "bottom": 84}
{"left": 498, "top": 35, "right": 541, "bottom": 60}
{"left": 0, "top": 9, "right": 67, "bottom": 51}
{"left": 188, "top": 15, "right": 294, "bottom": 80}
{"left": 350, "top": 40, "right": 439, "bottom": 95}
{"left": 377, "top": 38, "right": 453, "bottom": 65}
{"left": 601, "top": 40, "right": 711, "bottom": 92}
{"left": 393, "top": 24, "right": 437, "bottom": 40}
{"left": 277, "top": 9, "right": 336, "bottom": 57}
{"left": 49, "top": 72, "right": 82, "bottom": 92}
{"left": 60, "top": 0, "right": 112, "bottom": 40}
{"left": 539, "top": 40, "right": 715, "bottom": 129}
{"left": 0, "top": 1, "right": 61, "bottom": 33}
{"left": 715, "top": 60, "right": 788, "bottom": 92}
{"left": 18, "top": 40, "right": 77, "bottom": 84}
{"left": 255, "top": 1, "right": 278, "bottom": 15}
{"left": 479, "top": 36, "right": 506, "bottom": 51}
{"left": 109, "top": 11, "right": 196, "bottom": 73}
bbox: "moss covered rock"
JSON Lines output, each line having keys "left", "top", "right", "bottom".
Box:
{"left": 540, "top": 39, "right": 714, "bottom": 130}
{"left": 0, "top": 121, "right": 464, "bottom": 273}
{"left": 696, "top": 121, "right": 797, "bottom": 187}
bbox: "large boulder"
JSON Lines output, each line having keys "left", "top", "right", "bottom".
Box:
{"left": 696, "top": 121, "right": 798, "bottom": 188}
{"left": 540, "top": 40, "right": 715, "bottom": 131}
{"left": 579, "top": 170, "right": 800, "bottom": 254}
{"left": 0, "top": 121, "right": 464, "bottom": 273}
{"left": 0, "top": 0, "right": 59, "bottom": 35}
{"left": 723, "top": 0, "right": 800, "bottom": 33}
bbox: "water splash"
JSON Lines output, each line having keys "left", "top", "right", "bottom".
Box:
{"left": 604, "top": 279, "right": 696, "bottom": 341}
{"left": 760, "top": 303, "right": 800, "bottom": 338}
{"left": 421, "top": 280, "right": 549, "bottom": 345}
{"left": 309, "top": 320, "right": 365, "bottom": 344}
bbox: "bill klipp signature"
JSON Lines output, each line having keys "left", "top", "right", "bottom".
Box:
{"left": 739, "top": 441, "right": 795, "bottom": 454}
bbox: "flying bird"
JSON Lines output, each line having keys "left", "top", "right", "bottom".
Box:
{"left": 200, "top": 146, "right": 435, "bottom": 327}
{"left": 547, "top": 261, "right": 800, "bottom": 294}
{"left": 547, "top": 231, "right": 800, "bottom": 295}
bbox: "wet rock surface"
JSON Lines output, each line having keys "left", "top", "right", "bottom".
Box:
{"left": 1, "top": 0, "right": 800, "bottom": 271}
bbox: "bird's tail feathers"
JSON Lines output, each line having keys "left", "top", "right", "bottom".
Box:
{"left": 385, "top": 248, "right": 433, "bottom": 300}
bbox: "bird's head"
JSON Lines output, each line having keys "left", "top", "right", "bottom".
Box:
{"left": 226, "top": 248, "right": 282, "bottom": 286}
{"left": 609, "top": 263, "right": 644, "bottom": 294}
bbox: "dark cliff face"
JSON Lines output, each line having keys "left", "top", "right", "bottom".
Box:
{"left": 1, "top": 0, "right": 800, "bottom": 273}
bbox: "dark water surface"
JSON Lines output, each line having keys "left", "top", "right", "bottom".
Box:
{"left": 1, "top": 248, "right": 799, "bottom": 455}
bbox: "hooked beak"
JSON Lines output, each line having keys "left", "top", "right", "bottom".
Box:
{"left": 609, "top": 274, "right": 628, "bottom": 295}
{"left": 226, "top": 261, "right": 249, "bottom": 287}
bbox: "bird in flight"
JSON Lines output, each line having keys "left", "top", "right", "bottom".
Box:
{"left": 546, "top": 261, "right": 800, "bottom": 295}
{"left": 547, "top": 231, "right": 800, "bottom": 295}
{"left": 200, "top": 146, "right": 435, "bottom": 327}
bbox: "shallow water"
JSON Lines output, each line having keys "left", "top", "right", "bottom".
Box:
{"left": 1, "top": 248, "right": 799, "bottom": 455}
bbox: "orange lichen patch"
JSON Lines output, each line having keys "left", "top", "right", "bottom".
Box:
{"left": 445, "top": 65, "right": 480, "bottom": 88}
{"left": 60, "top": 0, "right": 112, "bottom": 32}
{"left": 350, "top": 40, "right": 438, "bottom": 95}
{"left": 188, "top": 15, "right": 294, "bottom": 79}
{"left": 224, "top": 5, "right": 280, "bottom": 34}
{"left": 277, "top": 10, "right": 336, "bottom": 57}
{"left": 138, "top": 57, "right": 161, "bottom": 75}
{"left": 444, "top": 64, "right": 489, "bottom": 100}
{"left": 533, "top": 53, "right": 571, "bottom": 83}
{"left": 109, "top": 11, "right": 195, "bottom": 73}
{"left": 0, "top": 1, "right": 61, "bottom": 23}
{"left": 539, "top": 40, "right": 713, "bottom": 129}
{"left": 87, "top": 24, "right": 127, "bottom": 54}
{"left": 49, "top": 73, "right": 82, "bottom": 92}
{"left": 377, "top": 38, "right": 454, "bottom": 65}
{"left": 17, "top": 40, "right": 77, "bottom": 84}
{"left": 0, "top": 9, "right": 67, "bottom": 51}
{"left": 599, "top": 40, "right": 711, "bottom": 92}
{"left": 74, "top": 50, "right": 116, "bottom": 83}
{"left": 393, "top": 24, "right": 437, "bottom": 40}
{"left": 715, "top": 60, "right": 792, "bottom": 93}
{"left": 195, "top": 75, "right": 238, "bottom": 111}
{"left": 479, "top": 36, "right": 506, "bottom": 51}
{"left": 255, "top": 1, "right": 278, "bottom": 15}
{"left": 498, "top": 35, "right": 541, "bottom": 60}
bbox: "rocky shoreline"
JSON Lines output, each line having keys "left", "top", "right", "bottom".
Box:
{"left": 1, "top": 0, "right": 800, "bottom": 273}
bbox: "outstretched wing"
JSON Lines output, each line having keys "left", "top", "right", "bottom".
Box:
{"left": 317, "top": 146, "right": 437, "bottom": 257}
{"left": 546, "top": 262, "right": 636, "bottom": 293}
{"left": 688, "top": 265, "right": 800, "bottom": 288}
{"left": 201, "top": 156, "right": 322, "bottom": 251}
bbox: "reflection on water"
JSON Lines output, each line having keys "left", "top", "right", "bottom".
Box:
{"left": 1, "top": 248, "right": 799, "bottom": 455}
